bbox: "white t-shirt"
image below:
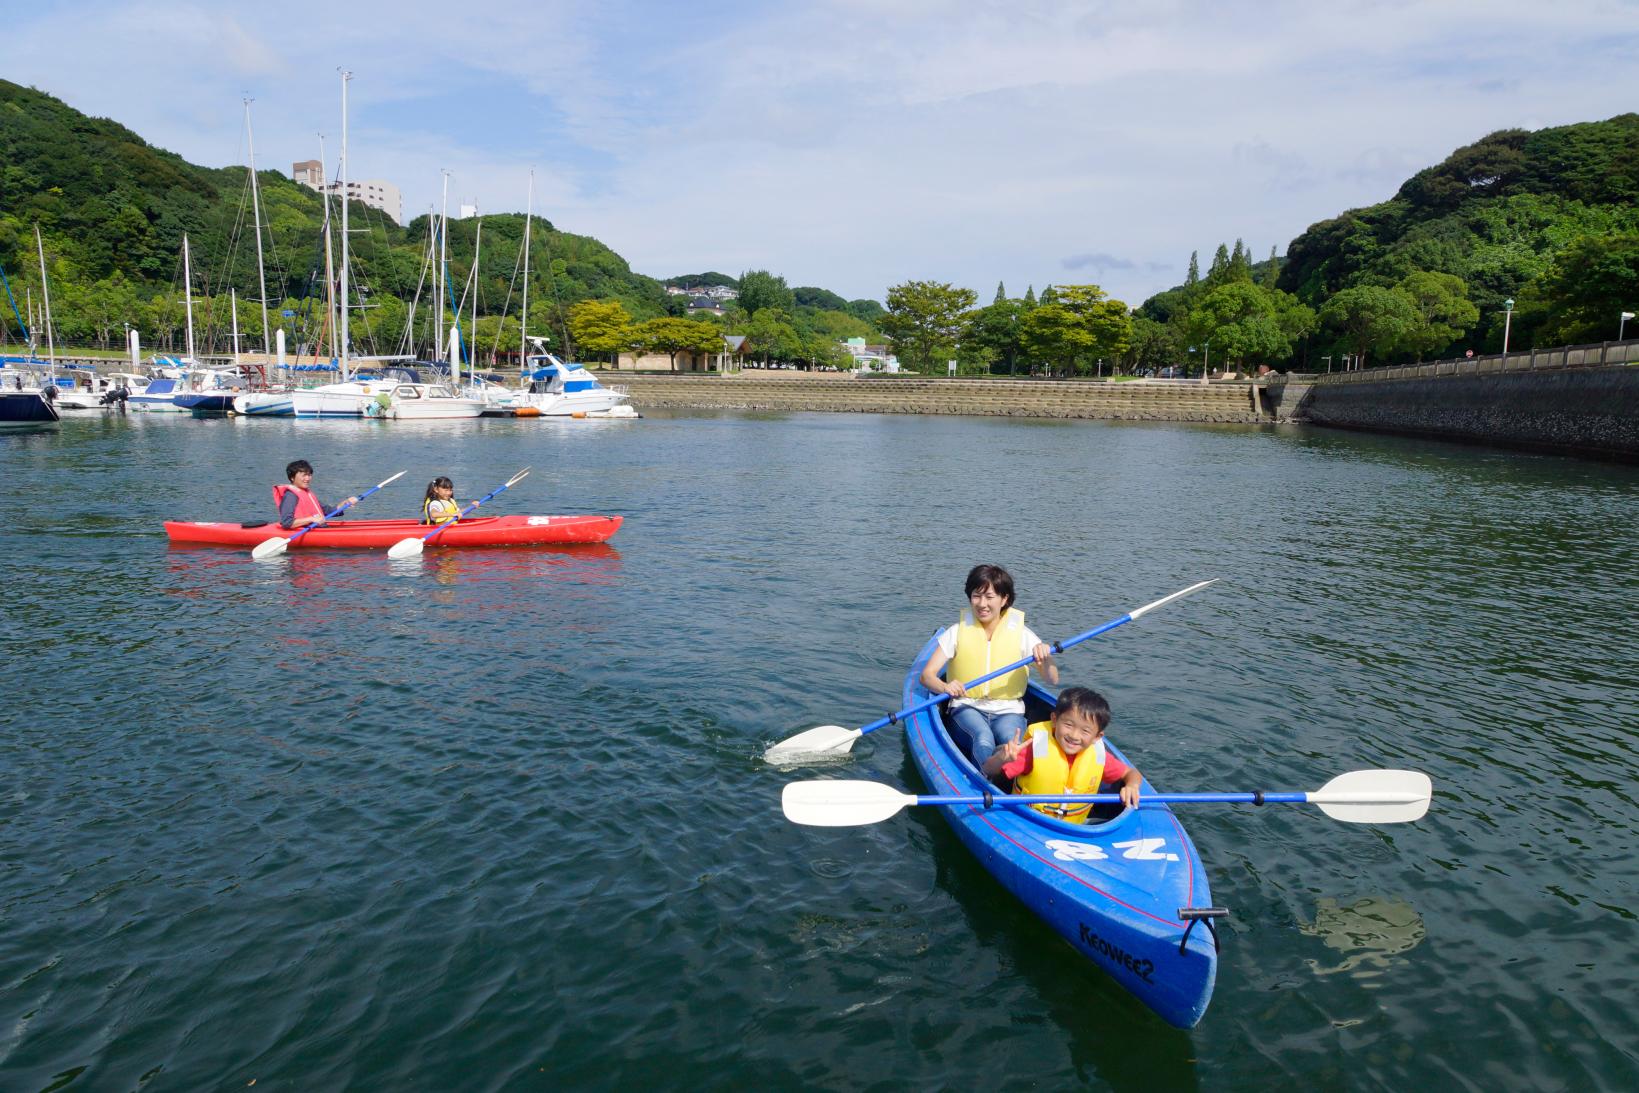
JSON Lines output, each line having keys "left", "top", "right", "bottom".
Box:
{"left": 935, "top": 621, "right": 1045, "bottom": 715}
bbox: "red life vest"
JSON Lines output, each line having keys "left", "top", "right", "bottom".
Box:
{"left": 272, "top": 483, "right": 325, "bottom": 524}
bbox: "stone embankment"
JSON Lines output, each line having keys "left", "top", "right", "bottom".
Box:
{"left": 604, "top": 371, "right": 1261, "bottom": 422}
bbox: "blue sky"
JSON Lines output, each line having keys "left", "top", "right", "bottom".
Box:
{"left": 5, "top": 0, "right": 1636, "bottom": 306}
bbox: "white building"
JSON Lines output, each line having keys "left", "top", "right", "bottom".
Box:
{"left": 291, "top": 161, "right": 403, "bottom": 224}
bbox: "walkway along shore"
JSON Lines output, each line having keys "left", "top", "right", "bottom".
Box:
{"left": 604, "top": 371, "right": 1263, "bottom": 423}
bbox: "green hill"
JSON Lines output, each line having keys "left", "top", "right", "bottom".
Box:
{"left": 0, "top": 80, "right": 866, "bottom": 357}
{"left": 1132, "top": 114, "right": 1639, "bottom": 366}
{"left": 1278, "top": 114, "right": 1639, "bottom": 344}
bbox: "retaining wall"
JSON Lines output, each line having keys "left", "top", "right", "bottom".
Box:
{"left": 1267, "top": 364, "right": 1639, "bottom": 460}
{"left": 605, "top": 372, "right": 1262, "bottom": 423}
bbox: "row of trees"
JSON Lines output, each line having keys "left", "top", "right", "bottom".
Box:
{"left": 563, "top": 270, "right": 881, "bottom": 370}
{"left": 880, "top": 281, "right": 1133, "bottom": 375}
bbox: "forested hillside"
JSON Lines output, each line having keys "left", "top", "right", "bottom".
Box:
{"left": 1126, "top": 114, "right": 1639, "bottom": 371}
{"left": 0, "top": 81, "right": 879, "bottom": 363}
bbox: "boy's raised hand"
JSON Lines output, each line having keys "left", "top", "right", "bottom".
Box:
{"left": 997, "top": 728, "right": 1025, "bottom": 765}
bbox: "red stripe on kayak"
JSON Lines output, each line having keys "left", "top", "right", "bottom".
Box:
{"left": 912, "top": 708, "right": 1194, "bottom": 931}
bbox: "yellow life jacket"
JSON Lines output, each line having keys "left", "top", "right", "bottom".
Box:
{"left": 946, "top": 607, "right": 1027, "bottom": 700}
{"left": 422, "top": 497, "right": 460, "bottom": 525}
{"left": 1014, "top": 721, "right": 1107, "bottom": 824}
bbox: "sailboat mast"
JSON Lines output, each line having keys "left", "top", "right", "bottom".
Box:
{"left": 438, "top": 170, "right": 450, "bottom": 367}
{"left": 338, "top": 68, "right": 351, "bottom": 383}
{"left": 521, "top": 170, "right": 532, "bottom": 373}
{"left": 33, "top": 224, "right": 55, "bottom": 368}
{"left": 183, "top": 233, "right": 197, "bottom": 361}
{"left": 468, "top": 216, "right": 482, "bottom": 386}
{"left": 245, "top": 98, "right": 272, "bottom": 357}
{"left": 231, "top": 287, "right": 241, "bottom": 363}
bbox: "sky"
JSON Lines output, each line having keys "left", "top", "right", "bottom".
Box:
{"left": 3, "top": 0, "right": 1636, "bottom": 306}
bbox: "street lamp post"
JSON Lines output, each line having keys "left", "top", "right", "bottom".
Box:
{"left": 1501, "top": 298, "right": 1515, "bottom": 362}
{"left": 1199, "top": 339, "right": 1211, "bottom": 385}
{"left": 1621, "top": 310, "right": 1634, "bottom": 341}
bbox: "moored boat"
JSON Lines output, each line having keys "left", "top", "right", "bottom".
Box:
{"left": 386, "top": 382, "right": 484, "bottom": 419}
{"left": 902, "top": 635, "right": 1219, "bottom": 1028}
{"left": 164, "top": 513, "right": 623, "bottom": 550}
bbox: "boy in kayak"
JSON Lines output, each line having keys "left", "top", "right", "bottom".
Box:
{"left": 420, "top": 477, "right": 460, "bottom": 525}
{"left": 982, "top": 687, "right": 1142, "bottom": 821}
{"left": 920, "top": 564, "right": 1058, "bottom": 770}
{"left": 275, "top": 460, "right": 358, "bottom": 529}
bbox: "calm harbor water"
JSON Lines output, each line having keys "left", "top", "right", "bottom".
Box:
{"left": 2, "top": 410, "right": 1636, "bottom": 1090}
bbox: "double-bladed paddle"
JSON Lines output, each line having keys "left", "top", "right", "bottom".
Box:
{"left": 763, "top": 579, "right": 1218, "bottom": 762}
{"left": 781, "top": 769, "right": 1434, "bottom": 827}
{"left": 252, "top": 470, "right": 406, "bottom": 560}
{"left": 386, "top": 467, "right": 531, "bottom": 559}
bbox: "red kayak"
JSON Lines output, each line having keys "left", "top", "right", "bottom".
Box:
{"left": 165, "top": 514, "right": 622, "bottom": 550}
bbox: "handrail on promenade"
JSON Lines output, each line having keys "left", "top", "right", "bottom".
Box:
{"left": 1267, "top": 337, "right": 1639, "bottom": 386}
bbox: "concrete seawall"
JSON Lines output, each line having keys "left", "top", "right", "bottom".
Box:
{"left": 1262, "top": 363, "right": 1639, "bottom": 461}
{"left": 605, "top": 372, "right": 1262, "bottom": 422}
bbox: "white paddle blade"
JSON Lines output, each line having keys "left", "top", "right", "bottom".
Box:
{"left": 763, "top": 725, "right": 862, "bottom": 763}
{"left": 251, "top": 537, "right": 290, "bottom": 560}
{"left": 1128, "top": 577, "right": 1219, "bottom": 620}
{"left": 1309, "top": 769, "right": 1433, "bottom": 824}
{"left": 782, "top": 780, "right": 915, "bottom": 827}
{"left": 386, "top": 538, "right": 425, "bottom": 560}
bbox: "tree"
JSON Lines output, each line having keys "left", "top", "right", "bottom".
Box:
{"left": 636, "top": 316, "right": 723, "bottom": 371}
{"left": 1185, "top": 251, "right": 1199, "bottom": 289}
{"left": 1187, "top": 282, "right": 1315, "bottom": 368}
{"left": 965, "top": 296, "right": 1025, "bottom": 374}
{"left": 737, "top": 269, "right": 795, "bottom": 315}
{"left": 1320, "top": 285, "right": 1420, "bottom": 366}
{"left": 1019, "top": 303, "right": 1090, "bottom": 372}
{"left": 880, "top": 280, "right": 977, "bottom": 372}
{"left": 1124, "top": 315, "right": 1179, "bottom": 373}
{"left": 994, "top": 281, "right": 1007, "bottom": 305}
{"left": 1394, "top": 270, "right": 1479, "bottom": 359}
{"left": 1520, "top": 232, "right": 1639, "bottom": 345}
{"left": 743, "top": 307, "right": 803, "bottom": 365}
{"left": 567, "top": 299, "right": 635, "bottom": 363}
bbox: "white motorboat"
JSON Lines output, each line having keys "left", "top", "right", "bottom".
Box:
{"left": 387, "top": 383, "right": 484, "bottom": 419}
{"left": 232, "top": 390, "right": 295, "bottom": 416}
{"left": 513, "top": 353, "right": 632, "bottom": 416}
{"left": 51, "top": 368, "right": 121, "bottom": 410}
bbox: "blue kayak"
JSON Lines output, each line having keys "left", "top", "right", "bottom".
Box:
{"left": 903, "top": 634, "right": 1220, "bottom": 1028}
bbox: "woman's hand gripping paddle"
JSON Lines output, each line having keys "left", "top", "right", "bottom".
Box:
{"left": 781, "top": 769, "right": 1434, "bottom": 827}
{"left": 763, "top": 579, "right": 1218, "bottom": 763}
{"left": 252, "top": 471, "right": 405, "bottom": 560}
{"left": 386, "top": 468, "right": 531, "bottom": 559}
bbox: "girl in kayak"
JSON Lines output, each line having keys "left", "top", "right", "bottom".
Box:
{"left": 421, "top": 477, "right": 460, "bottom": 525}
{"left": 275, "top": 460, "right": 358, "bottom": 529}
{"left": 920, "top": 564, "right": 1058, "bottom": 770}
{"left": 983, "top": 687, "right": 1142, "bottom": 820}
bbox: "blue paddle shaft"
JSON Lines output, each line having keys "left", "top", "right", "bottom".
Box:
{"left": 285, "top": 482, "right": 388, "bottom": 544}
{"left": 418, "top": 477, "right": 521, "bottom": 543}
{"left": 916, "top": 792, "right": 1310, "bottom": 807}
{"left": 856, "top": 612, "right": 1136, "bottom": 737}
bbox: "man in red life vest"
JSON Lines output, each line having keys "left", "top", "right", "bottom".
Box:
{"left": 274, "top": 460, "right": 359, "bottom": 529}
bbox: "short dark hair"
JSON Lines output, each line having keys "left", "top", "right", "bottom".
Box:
{"left": 1054, "top": 687, "right": 1111, "bottom": 732}
{"left": 286, "top": 460, "right": 313, "bottom": 481}
{"left": 964, "top": 564, "right": 1016, "bottom": 610}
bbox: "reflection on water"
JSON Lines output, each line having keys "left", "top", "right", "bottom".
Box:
{"left": 1300, "top": 897, "right": 1427, "bottom": 981}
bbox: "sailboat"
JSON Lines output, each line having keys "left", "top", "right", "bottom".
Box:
{"left": 0, "top": 229, "right": 62, "bottom": 428}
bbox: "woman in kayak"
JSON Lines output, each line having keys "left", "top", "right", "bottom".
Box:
{"left": 275, "top": 460, "right": 358, "bottom": 529}
{"left": 919, "top": 564, "right": 1058, "bottom": 770}
{"left": 421, "top": 477, "right": 460, "bottom": 525}
{"left": 982, "top": 687, "right": 1142, "bottom": 820}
